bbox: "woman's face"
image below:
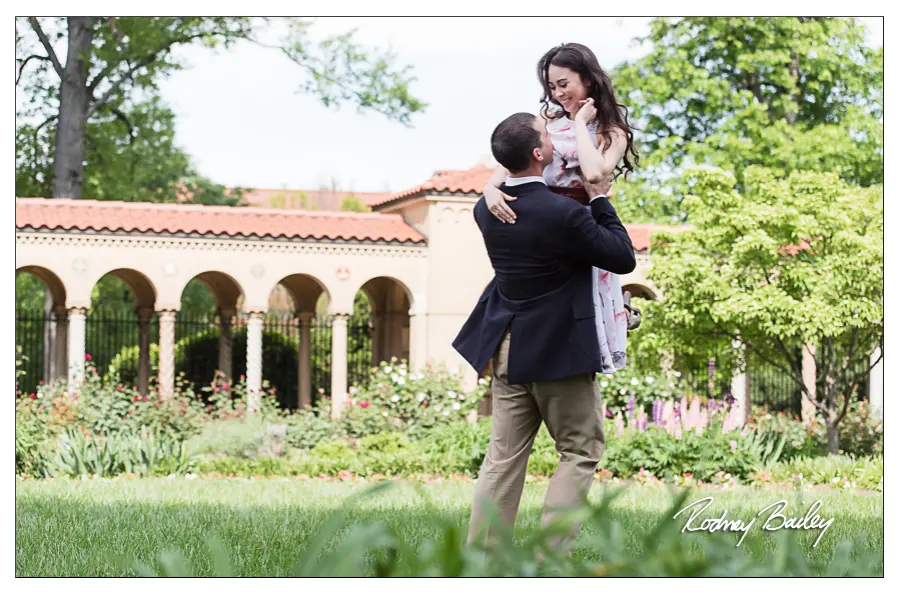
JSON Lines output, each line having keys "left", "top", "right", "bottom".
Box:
{"left": 547, "top": 64, "right": 589, "bottom": 116}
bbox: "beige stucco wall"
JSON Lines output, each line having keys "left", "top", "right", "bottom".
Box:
{"left": 15, "top": 232, "right": 428, "bottom": 316}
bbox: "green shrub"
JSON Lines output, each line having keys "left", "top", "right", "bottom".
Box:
{"left": 309, "top": 439, "right": 354, "bottom": 470}
{"left": 50, "top": 426, "right": 196, "bottom": 478}
{"left": 600, "top": 426, "right": 763, "bottom": 482}
{"left": 282, "top": 409, "right": 339, "bottom": 450}
{"left": 766, "top": 455, "right": 883, "bottom": 491}
{"left": 420, "top": 419, "right": 491, "bottom": 475}
{"left": 749, "top": 409, "right": 821, "bottom": 460}
{"left": 358, "top": 432, "right": 413, "bottom": 455}
{"left": 186, "top": 417, "right": 271, "bottom": 457}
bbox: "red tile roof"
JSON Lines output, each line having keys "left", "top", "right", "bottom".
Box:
{"left": 15, "top": 198, "right": 425, "bottom": 244}
{"left": 372, "top": 164, "right": 495, "bottom": 207}
{"left": 369, "top": 164, "right": 686, "bottom": 251}
{"left": 234, "top": 188, "right": 394, "bottom": 210}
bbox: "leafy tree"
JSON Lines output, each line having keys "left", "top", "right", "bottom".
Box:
{"left": 340, "top": 195, "right": 369, "bottom": 212}
{"left": 610, "top": 17, "right": 883, "bottom": 222}
{"left": 16, "top": 17, "right": 426, "bottom": 199}
{"left": 644, "top": 166, "right": 883, "bottom": 453}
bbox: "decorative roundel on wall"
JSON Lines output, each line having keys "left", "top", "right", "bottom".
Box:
{"left": 336, "top": 266, "right": 350, "bottom": 281}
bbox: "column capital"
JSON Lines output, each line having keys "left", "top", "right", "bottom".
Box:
{"left": 296, "top": 311, "right": 316, "bottom": 323}
{"left": 246, "top": 310, "right": 266, "bottom": 321}
{"left": 157, "top": 309, "right": 177, "bottom": 321}
{"left": 330, "top": 312, "right": 351, "bottom": 322}
{"left": 67, "top": 306, "right": 88, "bottom": 318}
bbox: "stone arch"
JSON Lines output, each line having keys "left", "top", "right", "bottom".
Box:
{"left": 180, "top": 270, "right": 245, "bottom": 312}
{"left": 274, "top": 273, "right": 332, "bottom": 315}
{"left": 16, "top": 265, "right": 67, "bottom": 308}
{"left": 91, "top": 267, "right": 158, "bottom": 309}
{"left": 622, "top": 282, "right": 657, "bottom": 301}
{"left": 15, "top": 265, "right": 69, "bottom": 389}
{"left": 359, "top": 276, "right": 413, "bottom": 366}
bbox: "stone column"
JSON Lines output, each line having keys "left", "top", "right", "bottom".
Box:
{"left": 66, "top": 307, "right": 87, "bottom": 393}
{"left": 297, "top": 312, "right": 314, "bottom": 410}
{"left": 54, "top": 307, "right": 68, "bottom": 383}
{"left": 330, "top": 313, "right": 349, "bottom": 418}
{"left": 408, "top": 309, "right": 427, "bottom": 372}
{"left": 158, "top": 310, "right": 177, "bottom": 401}
{"left": 730, "top": 342, "right": 751, "bottom": 426}
{"left": 136, "top": 307, "right": 154, "bottom": 397}
{"left": 218, "top": 308, "right": 235, "bottom": 382}
{"left": 801, "top": 343, "right": 817, "bottom": 422}
{"left": 869, "top": 346, "right": 883, "bottom": 418}
{"left": 246, "top": 311, "right": 265, "bottom": 412}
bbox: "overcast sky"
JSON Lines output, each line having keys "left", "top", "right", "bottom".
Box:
{"left": 154, "top": 17, "right": 884, "bottom": 194}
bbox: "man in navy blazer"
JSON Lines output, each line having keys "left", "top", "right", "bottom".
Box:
{"left": 454, "top": 112, "right": 636, "bottom": 551}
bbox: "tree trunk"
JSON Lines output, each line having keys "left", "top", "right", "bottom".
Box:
{"left": 826, "top": 417, "right": 840, "bottom": 454}
{"left": 786, "top": 53, "right": 800, "bottom": 126}
{"left": 51, "top": 17, "right": 95, "bottom": 199}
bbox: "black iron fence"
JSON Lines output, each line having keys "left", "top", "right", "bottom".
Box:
{"left": 15, "top": 308, "right": 46, "bottom": 393}
{"left": 14, "top": 308, "right": 375, "bottom": 410}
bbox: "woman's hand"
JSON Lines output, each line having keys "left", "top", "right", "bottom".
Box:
{"left": 584, "top": 175, "right": 613, "bottom": 199}
{"left": 485, "top": 185, "right": 518, "bottom": 224}
{"left": 575, "top": 97, "right": 597, "bottom": 125}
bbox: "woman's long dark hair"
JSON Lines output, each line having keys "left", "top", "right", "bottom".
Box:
{"left": 538, "top": 43, "right": 639, "bottom": 179}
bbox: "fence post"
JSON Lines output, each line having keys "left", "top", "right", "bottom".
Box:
{"left": 297, "top": 312, "right": 314, "bottom": 410}
{"left": 53, "top": 306, "right": 68, "bottom": 383}
{"left": 218, "top": 307, "right": 235, "bottom": 382}
{"left": 137, "top": 307, "right": 154, "bottom": 396}
{"left": 67, "top": 307, "right": 87, "bottom": 394}
{"left": 330, "top": 313, "right": 349, "bottom": 418}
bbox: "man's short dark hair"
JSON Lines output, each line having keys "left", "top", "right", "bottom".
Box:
{"left": 491, "top": 113, "right": 540, "bottom": 173}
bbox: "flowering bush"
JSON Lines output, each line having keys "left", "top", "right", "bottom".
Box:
{"left": 336, "top": 359, "right": 489, "bottom": 439}
{"left": 808, "top": 400, "right": 883, "bottom": 457}
{"left": 598, "top": 368, "right": 683, "bottom": 415}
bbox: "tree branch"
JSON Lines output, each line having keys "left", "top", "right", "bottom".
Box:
{"left": 86, "top": 52, "right": 158, "bottom": 120}
{"left": 27, "top": 18, "right": 64, "bottom": 79}
{"left": 16, "top": 54, "right": 50, "bottom": 85}
{"left": 87, "top": 30, "right": 247, "bottom": 119}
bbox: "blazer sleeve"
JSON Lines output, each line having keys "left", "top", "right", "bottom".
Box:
{"left": 562, "top": 196, "right": 636, "bottom": 274}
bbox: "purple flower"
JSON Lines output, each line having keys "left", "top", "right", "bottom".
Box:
{"left": 652, "top": 399, "right": 662, "bottom": 423}
{"left": 626, "top": 392, "right": 636, "bottom": 417}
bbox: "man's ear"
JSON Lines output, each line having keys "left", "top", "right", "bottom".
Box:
{"left": 533, "top": 147, "right": 544, "bottom": 163}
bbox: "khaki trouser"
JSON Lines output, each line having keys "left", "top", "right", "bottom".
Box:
{"left": 467, "top": 332, "right": 605, "bottom": 552}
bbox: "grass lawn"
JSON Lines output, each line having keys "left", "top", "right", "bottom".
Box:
{"left": 16, "top": 478, "right": 883, "bottom": 576}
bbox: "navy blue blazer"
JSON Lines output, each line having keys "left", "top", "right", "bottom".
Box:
{"left": 452, "top": 181, "right": 636, "bottom": 384}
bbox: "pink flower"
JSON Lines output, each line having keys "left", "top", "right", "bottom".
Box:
{"left": 214, "top": 387, "right": 221, "bottom": 393}
{"left": 359, "top": 401, "right": 371, "bottom": 408}
{"left": 222, "top": 384, "right": 229, "bottom": 391}
{"left": 85, "top": 353, "right": 92, "bottom": 361}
